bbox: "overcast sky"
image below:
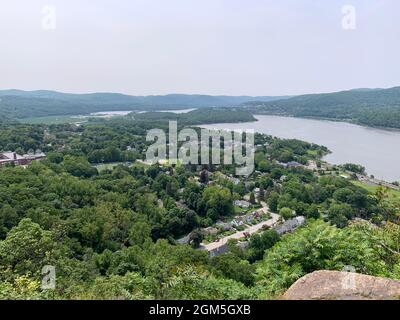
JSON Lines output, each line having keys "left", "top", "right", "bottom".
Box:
{"left": 0, "top": 0, "right": 399, "bottom": 96}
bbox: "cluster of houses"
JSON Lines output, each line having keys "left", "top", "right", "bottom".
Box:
{"left": 274, "top": 216, "right": 306, "bottom": 235}
{"left": 214, "top": 209, "right": 265, "bottom": 232}
{"left": 231, "top": 210, "right": 264, "bottom": 228}
{"left": 178, "top": 208, "right": 268, "bottom": 246}
{"left": 207, "top": 216, "right": 306, "bottom": 257}
{"left": 0, "top": 151, "right": 46, "bottom": 167}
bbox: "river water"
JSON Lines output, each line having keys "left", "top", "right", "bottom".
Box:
{"left": 201, "top": 115, "right": 400, "bottom": 182}
{"left": 90, "top": 108, "right": 196, "bottom": 117}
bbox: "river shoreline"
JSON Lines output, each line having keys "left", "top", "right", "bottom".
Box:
{"left": 251, "top": 112, "right": 400, "bottom": 132}
{"left": 200, "top": 115, "right": 400, "bottom": 182}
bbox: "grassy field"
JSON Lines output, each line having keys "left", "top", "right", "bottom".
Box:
{"left": 94, "top": 163, "right": 126, "bottom": 172}
{"left": 94, "top": 160, "right": 149, "bottom": 172}
{"left": 352, "top": 180, "right": 400, "bottom": 202}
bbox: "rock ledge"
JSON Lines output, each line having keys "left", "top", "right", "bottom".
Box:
{"left": 283, "top": 270, "right": 400, "bottom": 300}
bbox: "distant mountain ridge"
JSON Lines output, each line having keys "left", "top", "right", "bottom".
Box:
{"left": 0, "top": 89, "right": 290, "bottom": 119}
{"left": 3, "top": 87, "right": 400, "bottom": 128}
{"left": 242, "top": 86, "right": 400, "bottom": 129}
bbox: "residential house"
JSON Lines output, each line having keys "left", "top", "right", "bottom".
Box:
{"left": 234, "top": 200, "right": 251, "bottom": 208}
{"left": 203, "top": 227, "right": 219, "bottom": 236}
{"left": 216, "top": 221, "right": 233, "bottom": 231}
{"left": 274, "top": 216, "right": 306, "bottom": 235}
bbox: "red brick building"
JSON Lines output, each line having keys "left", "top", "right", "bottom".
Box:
{"left": 0, "top": 151, "right": 46, "bottom": 167}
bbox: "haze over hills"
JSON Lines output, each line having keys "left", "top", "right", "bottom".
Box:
{"left": 242, "top": 86, "right": 400, "bottom": 129}
{"left": 2, "top": 87, "right": 400, "bottom": 129}
{"left": 0, "top": 89, "right": 290, "bottom": 119}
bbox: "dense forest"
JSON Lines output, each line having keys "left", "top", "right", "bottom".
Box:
{"left": 132, "top": 108, "right": 256, "bottom": 124}
{"left": 243, "top": 86, "right": 400, "bottom": 128}
{"left": 1, "top": 116, "right": 400, "bottom": 300}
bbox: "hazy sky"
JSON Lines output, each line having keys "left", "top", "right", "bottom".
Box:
{"left": 1, "top": 0, "right": 399, "bottom": 96}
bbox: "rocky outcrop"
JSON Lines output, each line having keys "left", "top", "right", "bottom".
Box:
{"left": 283, "top": 270, "right": 400, "bottom": 300}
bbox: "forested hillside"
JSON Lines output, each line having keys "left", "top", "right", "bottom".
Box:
{"left": 133, "top": 108, "right": 256, "bottom": 124}
{"left": 0, "top": 90, "right": 288, "bottom": 119}
{"left": 243, "top": 87, "right": 400, "bottom": 128}
{"left": 1, "top": 117, "right": 400, "bottom": 299}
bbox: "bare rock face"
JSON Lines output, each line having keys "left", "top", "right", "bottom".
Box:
{"left": 283, "top": 270, "right": 400, "bottom": 300}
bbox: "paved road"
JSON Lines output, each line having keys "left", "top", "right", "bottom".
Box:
{"left": 201, "top": 206, "right": 280, "bottom": 252}
{"left": 356, "top": 173, "right": 400, "bottom": 190}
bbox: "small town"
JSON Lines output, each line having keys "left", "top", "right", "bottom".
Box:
{"left": 1, "top": 0, "right": 400, "bottom": 307}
